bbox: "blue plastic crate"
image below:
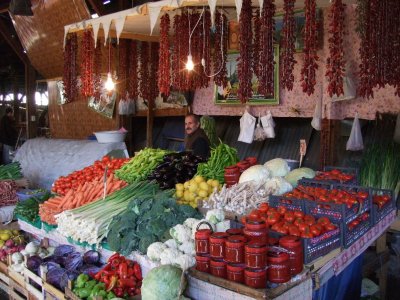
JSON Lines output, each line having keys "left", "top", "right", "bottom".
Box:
{"left": 269, "top": 225, "right": 341, "bottom": 264}
{"left": 304, "top": 183, "right": 372, "bottom": 224}
{"left": 320, "top": 166, "right": 360, "bottom": 185}
{"left": 298, "top": 179, "right": 333, "bottom": 190}
{"left": 370, "top": 188, "right": 396, "bottom": 225}
{"left": 269, "top": 195, "right": 306, "bottom": 212}
{"left": 342, "top": 210, "right": 372, "bottom": 248}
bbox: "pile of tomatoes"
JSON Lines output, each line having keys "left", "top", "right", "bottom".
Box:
{"left": 373, "top": 194, "right": 391, "bottom": 209}
{"left": 284, "top": 186, "right": 369, "bottom": 209}
{"left": 52, "top": 156, "right": 129, "bottom": 195}
{"left": 314, "top": 169, "right": 355, "bottom": 183}
{"left": 242, "top": 203, "right": 338, "bottom": 239}
{"left": 347, "top": 212, "right": 370, "bottom": 231}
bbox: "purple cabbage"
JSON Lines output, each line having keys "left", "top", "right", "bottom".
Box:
{"left": 54, "top": 245, "right": 75, "bottom": 257}
{"left": 26, "top": 256, "right": 42, "bottom": 275}
{"left": 42, "top": 255, "right": 65, "bottom": 266}
{"left": 60, "top": 270, "right": 79, "bottom": 290}
{"left": 41, "top": 262, "right": 60, "bottom": 272}
{"left": 79, "top": 264, "right": 103, "bottom": 276}
{"left": 46, "top": 267, "right": 66, "bottom": 290}
{"left": 64, "top": 252, "right": 83, "bottom": 271}
{"left": 83, "top": 250, "right": 100, "bottom": 265}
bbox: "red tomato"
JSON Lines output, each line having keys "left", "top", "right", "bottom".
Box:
{"left": 324, "top": 223, "right": 337, "bottom": 231}
{"left": 304, "top": 215, "right": 316, "bottom": 226}
{"left": 310, "top": 224, "right": 322, "bottom": 237}
{"left": 284, "top": 211, "right": 295, "bottom": 223}
{"left": 294, "top": 218, "right": 305, "bottom": 227}
{"left": 298, "top": 223, "right": 309, "bottom": 232}
{"left": 317, "top": 217, "right": 330, "bottom": 226}
{"left": 294, "top": 211, "right": 305, "bottom": 219}
{"left": 289, "top": 226, "right": 301, "bottom": 236}
{"left": 267, "top": 213, "right": 280, "bottom": 226}
{"left": 259, "top": 203, "right": 269, "bottom": 213}
{"left": 249, "top": 210, "right": 261, "bottom": 219}
{"left": 301, "top": 231, "right": 314, "bottom": 239}
{"left": 277, "top": 206, "right": 287, "bottom": 216}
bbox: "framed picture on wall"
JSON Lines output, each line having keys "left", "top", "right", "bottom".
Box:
{"left": 228, "top": 9, "right": 322, "bottom": 52}
{"left": 215, "top": 44, "right": 280, "bottom": 105}
{"left": 56, "top": 81, "right": 66, "bottom": 105}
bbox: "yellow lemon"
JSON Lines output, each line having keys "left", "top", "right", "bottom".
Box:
{"left": 176, "top": 190, "right": 183, "bottom": 198}
{"left": 198, "top": 190, "right": 208, "bottom": 198}
{"left": 183, "top": 181, "right": 190, "bottom": 189}
{"left": 211, "top": 180, "right": 220, "bottom": 188}
{"left": 199, "top": 182, "right": 209, "bottom": 191}
{"left": 188, "top": 182, "right": 198, "bottom": 193}
{"left": 175, "top": 183, "right": 184, "bottom": 191}
{"left": 207, "top": 179, "right": 213, "bottom": 185}
{"left": 194, "top": 175, "right": 205, "bottom": 183}
{"left": 183, "top": 190, "right": 191, "bottom": 201}
{"left": 0, "top": 233, "right": 10, "bottom": 241}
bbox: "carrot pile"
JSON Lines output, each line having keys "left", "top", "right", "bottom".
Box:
{"left": 39, "top": 173, "right": 127, "bottom": 225}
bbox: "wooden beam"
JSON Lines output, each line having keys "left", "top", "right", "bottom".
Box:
{"left": 25, "top": 64, "right": 36, "bottom": 139}
{"left": 146, "top": 100, "right": 154, "bottom": 148}
{"left": 0, "top": 17, "right": 30, "bottom": 66}
{"left": 86, "top": 0, "right": 106, "bottom": 16}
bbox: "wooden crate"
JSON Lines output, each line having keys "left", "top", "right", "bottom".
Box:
{"left": 8, "top": 266, "right": 26, "bottom": 289}
{"left": 23, "top": 267, "right": 44, "bottom": 300}
{"left": 189, "top": 268, "right": 310, "bottom": 300}
{"left": 9, "top": 278, "right": 29, "bottom": 300}
{"left": 42, "top": 271, "right": 65, "bottom": 300}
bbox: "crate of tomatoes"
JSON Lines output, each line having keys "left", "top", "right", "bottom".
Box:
{"left": 314, "top": 166, "right": 359, "bottom": 185}
{"left": 251, "top": 204, "right": 341, "bottom": 264}
{"left": 370, "top": 188, "right": 396, "bottom": 225}
{"left": 342, "top": 211, "right": 372, "bottom": 248}
{"left": 287, "top": 182, "right": 371, "bottom": 224}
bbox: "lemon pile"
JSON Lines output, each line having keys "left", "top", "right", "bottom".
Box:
{"left": 0, "top": 229, "right": 23, "bottom": 248}
{"left": 175, "top": 176, "right": 221, "bottom": 207}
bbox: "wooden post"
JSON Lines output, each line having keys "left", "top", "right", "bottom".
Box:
{"left": 25, "top": 64, "right": 37, "bottom": 139}
{"left": 146, "top": 99, "right": 154, "bottom": 148}
{"left": 320, "top": 119, "right": 340, "bottom": 169}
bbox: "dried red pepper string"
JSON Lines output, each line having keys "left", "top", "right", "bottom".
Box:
{"left": 326, "top": 0, "right": 346, "bottom": 97}
{"left": 301, "top": 0, "right": 319, "bottom": 96}
{"left": 63, "top": 33, "right": 78, "bottom": 103}
{"left": 172, "top": 14, "right": 181, "bottom": 90}
{"left": 213, "top": 11, "right": 228, "bottom": 88}
{"left": 201, "top": 10, "right": 211, "bottom": 88}
{"left": 258, "top": 0, "right": 276, "bottom": 96}
{"left": 80, "top": 29, "right": 94, "bottom": 97}
{"left": 128, "top": 40, "right": 138, "bottom": 99}
{"left": 280, "top": 0, "right": 296, "bottom": 91}
{"left": 93, "top": 41, "right": 102, "bottom": 100}
{"left": 237, "top": 0, "right": 253, "bottom": 103}
{"left": 139, "top": 42, "right": 150, "bottom": 101}
{"left": 150, "top": 42, "right": 160, "bottom": 102}
{"left": 158, "top": 14, "right": 171, "bottom": 96}
{"left": 253, "top": 10, "right": 261, "bottom": 79}
{"left": 118, "top": 40, "right": 128, "bottom": 98}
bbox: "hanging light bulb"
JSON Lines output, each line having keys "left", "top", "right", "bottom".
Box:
{"left": 186, "top": 54, "right": 194, "bottom": 71}
{"left": 105, "top": 72, "right": 115, "bottom": 91}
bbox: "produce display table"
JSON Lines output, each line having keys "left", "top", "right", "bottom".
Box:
{"left": 13, "top": 138, "right": 128, "bottom": 190}
{"left": 16, "top": 209, "right": 396, "bottom": 300}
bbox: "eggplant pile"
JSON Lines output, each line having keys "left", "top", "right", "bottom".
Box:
{"left": 148, "top": 152, "right": 204, "bottom": 189}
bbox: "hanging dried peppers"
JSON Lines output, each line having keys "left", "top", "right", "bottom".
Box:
{"left": 237, "top": 0, "right": 253, "bottom": 103}
{"left": 201, "top": 10, "right": 212, "bottom": 88}
{"left": 258, "top": 0, "right": 276, "bottom": 96}
{"left": 301, "top": 0, "right": 319, "bottom": 96}
{"left": 139, "top": 42, "right": 150, "bottom": 101}
{"left": 326, "top": 0, "right": 346, "bottom": 97}
{"left": 150, "top": 42, "right": 160, "bottom": 102}
{"left": 172, "top": 12, "right": 190, "bottom": 91}
{"left": 63, "top": 33, "right": 78, "bottom": 103}
{"left": 118, "top": 40, "right": 128, "bottom": 97}
{"left": 213, "top": 11, "right": 228, "bottom": 88}
{"left": 128, "top": 41, "right": 139, "bottom": 99}
{"left": 80, "top": 29, "right": 94, "bottom": 98}
{"left": 158, "top": 14, "right": 171, "bottom": 96}
{"left": 253, "top": 10, "right": 261, "bottom": 79}
{"left": 280, "top": 0, "right": 296, "bottom": 91}
{"left": 93, "top": 41, "right": 102, "bottom": 100}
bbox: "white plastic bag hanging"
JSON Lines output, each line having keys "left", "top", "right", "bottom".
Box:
{"left": 393, "top": 114, "right": 400, "bottom": 144}
{"left": 311, "top": 97, "right": 322, "bottom": 131}
{"left": 261, "top": 110, "right": 276, "bottom": 138}
{"left": 346, "top": 113, "right": 364, "bottom": 151}
{"left": 238, "top": 110, "right": 256, "bottom": 144}
{"left": 331, "top": 67, "right": 356, "bottom": 102}
{"left": 118, "top": 98, "right": 128, "bottom": 115}
{"left": 254, "top": 114, "right": 267, "bottom": 141}
{"left": 126, "top": 92, "right": 136, "bottom": 115}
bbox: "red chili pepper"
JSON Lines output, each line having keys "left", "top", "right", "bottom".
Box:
{"left": 108, "top": 253, "right": 120, "bottom": 262}
{"left": 107, "top": 275, "right": 118, "bottom": 292}
{"left": 113, "top": 287, "right": 125, "bottom": 298}
{"left": 118, "top": 262, "right": 128, "bottom": 278}
{"left": 133, "top": 264, "right": 142, "bottom": 280}
{"left": 127, "top": 287, "right": 136, "bottom": 296}
{"left": 119, "top": 276, "right": 136, "bottom": 288}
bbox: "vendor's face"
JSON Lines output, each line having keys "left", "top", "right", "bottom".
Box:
{"left": 185, "top": 116, "right": 199, "bottom": 135}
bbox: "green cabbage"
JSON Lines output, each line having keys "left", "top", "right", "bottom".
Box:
{"left": 284, "top": 168, "right": 315, "bottom": 187}
{"left": 264, "top": 158, "right": 290, "bottom": 177}
{"left": 142, "top": 265, "right": 186, "bottom": 300}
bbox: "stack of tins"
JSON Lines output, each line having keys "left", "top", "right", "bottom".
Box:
{"left": 195, "top": 219, "right": 303, "bottom": 287}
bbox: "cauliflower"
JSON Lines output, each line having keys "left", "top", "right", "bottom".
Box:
{"left": 174, "top": 254, "right": 196, "bottom": 271}
{"left": 160, "top": 248, "right": 183, "bottom": 265}
{"left": 178, "top": 240, "right": 195, "bottom": 256}
{"left": 170, "top": 224, "right": 191, "bottom": 244}
{"left": 264, "top": 176, "right": 293, "bottom": 196}
{"left": 183, "top": 218, "right": 200, "bottom": 230}
{"left": 164, "top": 239, "right": 178, "bottom": 249}
{"left": 216, "top": 220, "right": 231, "bottom": 232}
{"left": 205, "top": 209, "right": 225, "bottom": 225}
{"left": 147, "top": 242, "right": 167, "bottom": 261}
{"left": 191, "top": 219, "right": 216, "bottom": 239}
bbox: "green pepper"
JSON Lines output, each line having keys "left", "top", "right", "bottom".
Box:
{"left": 107, "top": 291, "right": 116, "bottom": 300}
{"left": 84, "top": 280, "right": 97, "bottom": 289}
{"left": 97, "top": 290, "right": 107, "bottom": 298}
{"left": 78, "top": 287, "right": 92, "bottom": 299}
{"left": 76, "top": 273, "right": 90, "bottom": 288}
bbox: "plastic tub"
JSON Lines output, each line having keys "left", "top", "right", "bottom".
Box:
{"left": 94, "top": 131, "right": 127, "bottom": 143}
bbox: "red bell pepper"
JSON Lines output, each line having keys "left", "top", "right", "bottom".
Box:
{"left": 118, "top": 262, "right": 128, "bottom": 278}
{"left": 133, "top": 264, "right": 142, "bottom": 280}
{"left": 106, "top": 275, "right": 118, "bottom": 292}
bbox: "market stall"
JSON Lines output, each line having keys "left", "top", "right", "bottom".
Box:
{"left": 0, "top": 0, "right": 399, "bottom": 299}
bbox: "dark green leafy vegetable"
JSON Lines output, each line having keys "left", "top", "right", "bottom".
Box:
{"left": 0, "top": 162, "right": 22, "bottom": 180}
{"left": 14, "top": 193, "right": 50, "bottom": 223}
